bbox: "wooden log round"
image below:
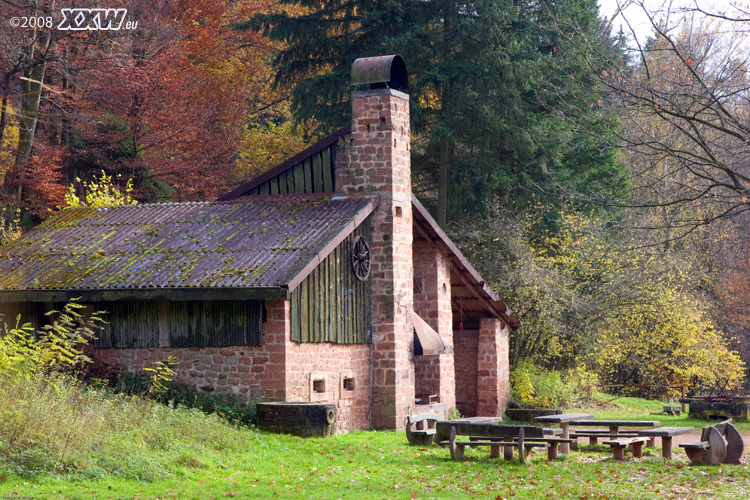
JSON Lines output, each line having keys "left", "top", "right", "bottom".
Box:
{"left": 684, "top": 445, "right": 707, "bottom": 465}
{"left": 723, "top": 423, "right": 744, "bottom": 465}
{"left": 405, "top": 417, "right": 437, "bottom": 446}
{"left": 704, "top": 426, "right": 727, "bottom": 466}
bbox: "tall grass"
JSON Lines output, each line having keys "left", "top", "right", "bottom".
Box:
{"left": 0, "top": 373, "right": 247, "bottom": 480}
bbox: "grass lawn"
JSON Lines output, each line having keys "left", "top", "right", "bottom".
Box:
{"left": 1, "top": 397, "right": 749, "bottom": 500}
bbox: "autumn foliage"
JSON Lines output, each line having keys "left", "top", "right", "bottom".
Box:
{"left": 0, "top": 0, "right": 308, "bottom": 213}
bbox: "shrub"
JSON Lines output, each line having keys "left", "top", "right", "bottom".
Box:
{"left": 0, "top": 301, "right": 104, "bottom": 379}
{"left": 510, "top": 360, "right": 598, "bottom": 408}
{"left": 114, "top": 371, "right": 259, "bottom": 426}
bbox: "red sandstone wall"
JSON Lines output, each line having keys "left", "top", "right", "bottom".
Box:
{"left": 454, "top": 330, "right": 479, "bottom": 417}
{"left": 476, "top": 318, "right": 511, "bottom": 416}
{"left": 285, "top": 342, "right": 371, "bottom": 432}
{"left": 93, "top": 345, "right": 272, "bottom": 399}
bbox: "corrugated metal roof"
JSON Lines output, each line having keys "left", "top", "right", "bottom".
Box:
{"left": 0, "top": 194, "right": 376, "bottom": 293}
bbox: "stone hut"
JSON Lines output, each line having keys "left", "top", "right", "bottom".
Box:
{"left": 0, "top": 56, "right": 518, "bottom": 432}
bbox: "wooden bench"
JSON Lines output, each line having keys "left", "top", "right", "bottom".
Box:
{"left": 405, "top": 412, "right": 442, "bottom": 446}
{"left": 602, "top": 437, "right": 650, "bottom": 460}
{"left": 569, "top": 430, "right": 640, "bottom": 448}
{"left": 440, "top": 421, "right": 546, "bottom": 464}
{"left": 513, "top": 437, "right": 574, "bottom": 460}
{"left": 679, "top": 420, "right": 744, "bottom": 465}
{"left": 637, "top": 426, "right": 693, "bottom": 459}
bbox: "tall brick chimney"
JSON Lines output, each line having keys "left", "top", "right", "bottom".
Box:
{"left": 339, "top": 56, "right": 415, "bottom": 429}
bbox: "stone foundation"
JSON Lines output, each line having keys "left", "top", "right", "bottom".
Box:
{"left": 686, "top": 400, "right": 750, "bottom": 421}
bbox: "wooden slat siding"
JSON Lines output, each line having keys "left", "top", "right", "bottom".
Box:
{"left": 333, "top": 245, "right": 341, "bottom": 343}
{"left": 293, "top": 163, "right": 305, "bottom": 194}
{"left": 219, "top": 126, "right": 348, "bottom": 201}
{"left": 320, "top": 254, "right": 327, "bottom": 341}
{"left": 312, "top": 152, "right": 323, "bottom": 192}
{"left": 282, "top": 170, "right": 291, "bottom": 195}
{"left": 322, "top": 147, "right": 333, "bottom": 192}
{"left": 285, "top": 169, "right": 294, "bottom": 194}
{"left": 96, "top": 301, "right": 159, "bottom": 348}
{"left": 290, "top": 221, "right": 371, "bottom": 344}
{"left": 238, "top": 143, "right": 338, "bottom": 197}
{"left": 304, "top": 157, "right": 313, "bottom": 193}
{"left": 168, "top": 300, "right": 261, "bottom": 347}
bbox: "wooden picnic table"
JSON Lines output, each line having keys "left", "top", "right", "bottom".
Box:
{"left": 435, "top": 416, "right": 503, "bottom": 442}
{"left": 437, "top": 420, "right": 546, "bottom": 463}
{"left": 637, "top": 427, "right": 694, "bottom": 459}
{"left": 568, "top": 420, "right": 660, "bottom": 434}
{"left": 532, "top": 413, "right": 594, "bottom": 454}
{"left": 569, "top": 420, "right": 660, "bottom": 447}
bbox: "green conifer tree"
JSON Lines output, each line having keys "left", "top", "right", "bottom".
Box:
{"left": 253, "top": 0, "right": 628, "bottom": 223}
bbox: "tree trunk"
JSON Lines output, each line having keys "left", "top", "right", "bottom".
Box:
{"left": 0, "top": 89, "right": 8, "bottom": 146}
{"left": 10, "top": 26, "right": 51, "bottom": 200}
{"left": 436, "top": 1, "right": 453, "bottom": 226}
{"left": 15, "top": 61, "right": 46, "bottom": 169}
{"left": 438, "top": 136, "right": 449, "bottom": 225}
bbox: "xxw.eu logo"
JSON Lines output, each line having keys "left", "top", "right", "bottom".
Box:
{"left": 57, "top": 8, "right": 135, "bottom": 31}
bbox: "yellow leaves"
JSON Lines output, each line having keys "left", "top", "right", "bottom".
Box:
{"left": 236, "top": 120, "right": 311, "bottom": 179}
{"left": 527, "top": 207, "right": 745, "bottom": 391}
{"left": 0, "top": 103, "right": 19, "bottom": 184}
{"left": 65, "top": 170, "right": 137, "bottom": 208}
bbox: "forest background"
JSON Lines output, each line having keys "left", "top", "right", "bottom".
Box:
{"left": 1, "top": 0, "right": 749, "bottom": 401}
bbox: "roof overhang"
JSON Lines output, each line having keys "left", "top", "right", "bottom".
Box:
{"left": 284, "top": 195, "right": 378, "bottom": 295}
{"left": 0, "top": 287, "right": 288, "bottom": 303}
{"left": 411, "top": 195, "right": 521, "bottom": 331}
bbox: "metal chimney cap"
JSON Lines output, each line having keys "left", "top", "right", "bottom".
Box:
{"left": 351, "top": 55, "right": 408, "bottom": 91}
